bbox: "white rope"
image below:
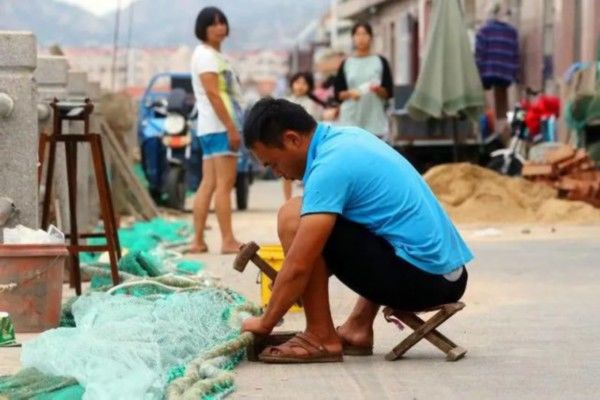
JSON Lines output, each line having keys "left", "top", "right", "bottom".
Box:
{"left": 105, "top": 279, "right": 185, "bottom": 295}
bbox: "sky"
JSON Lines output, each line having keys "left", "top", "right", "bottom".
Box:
{"left": 57, "top": 0, "right": 135, "bottom": 16}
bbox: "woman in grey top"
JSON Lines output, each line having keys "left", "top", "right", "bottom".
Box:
{"left": 334, "top": 22, "right": 394, "bottom": 139}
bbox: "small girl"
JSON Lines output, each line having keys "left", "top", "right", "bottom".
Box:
{"left": 283, "top": 72, "right": 323, "bottom": 201}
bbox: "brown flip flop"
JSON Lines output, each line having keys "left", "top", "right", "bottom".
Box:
{"left": 258, "top": 332, "right": 343, "bottom": 364}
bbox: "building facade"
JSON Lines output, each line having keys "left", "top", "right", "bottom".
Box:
{"left": 336, "top": 0, "right": 600, "bottom": 93}
{"left": 60, "top": 47, "right": 289, "bottom": 99}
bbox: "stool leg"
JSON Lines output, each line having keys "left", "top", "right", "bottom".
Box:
{"left": 393, "top": 311, "right": 466, "bottom": 361}
{"left": 385, "top": 307, "right": 463, "bottom": 361}
{"left": 38, "top": 133, "right": 48, "bottom": 186}
{"left": 90, "top": 135, "right": 121, "bottom": 286}
{"left": 93, "top": 136, "right": 122, "bottom": 258}
{"left": 41, "top": 137, "right": 57, "bottom": 230}
{"left": 65, "top": 141, "right": 82, "bottom": 295}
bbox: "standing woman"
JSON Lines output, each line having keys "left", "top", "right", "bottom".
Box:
{"left": 334, "top": 22, "right": 394, "bottom": 140}
{"left": 190, "top": 7, "right": 242, "bottom": 254}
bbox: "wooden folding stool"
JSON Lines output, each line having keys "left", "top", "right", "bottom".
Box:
{"left": 383, "top": 302, "right": 467, "bottom": 361}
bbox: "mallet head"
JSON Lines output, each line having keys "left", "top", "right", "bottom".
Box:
{"left": 233, "top": 241, "right": 260, "bottom": 272}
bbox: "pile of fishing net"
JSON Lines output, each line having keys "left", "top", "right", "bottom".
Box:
{"left": 80, "top": 217, "right": 204, "bottom": 276}
{"left": 0, "top": 268, "right": 261, "bottom": 400}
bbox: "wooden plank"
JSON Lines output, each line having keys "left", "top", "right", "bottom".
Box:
{"left": 99, "top": 120, "right": 159, "bottom": 220}
{"left": 113, "top": 187, "right": 144, "bottom": 221}
{"left": 521, "top": 163, "right": 555, "bottom": 177}
{"left": 99, "top": 120, "right": 157, "bottom": 219}
{"left": 544, "top": 144, "right": 575, "bottom": 165}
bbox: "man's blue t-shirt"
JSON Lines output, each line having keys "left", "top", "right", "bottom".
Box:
{"left": 301, "top": 123, "right": 473, "bottom": 275}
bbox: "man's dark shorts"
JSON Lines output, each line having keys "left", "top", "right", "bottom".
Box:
{"left": 322, "top": 217, "right": 468, "bottom": 311}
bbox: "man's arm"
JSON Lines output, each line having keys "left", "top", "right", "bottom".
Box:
{"left": 244, "top": 213, "right": 337, "bottom": 333}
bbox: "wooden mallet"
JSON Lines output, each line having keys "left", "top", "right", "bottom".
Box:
{"left": 233, "top": 241, "right": 302, "bottom": 307}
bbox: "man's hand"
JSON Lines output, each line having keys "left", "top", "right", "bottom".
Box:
{"left": 241, "top": 316, "right": 272, "bottom": 336}
{"left": 227, "top": 126, "right": 241, "bottom": 152}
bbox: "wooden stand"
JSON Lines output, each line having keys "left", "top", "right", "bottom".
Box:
{"left": 38, "top": 99, "right": 121, "bottom": 295}
{"left": 383, "top": 302, "right": 467, "bottom": 361}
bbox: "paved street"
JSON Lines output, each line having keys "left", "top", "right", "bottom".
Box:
{"left": 2, "top": 180, "right": 600, "bottom": 399}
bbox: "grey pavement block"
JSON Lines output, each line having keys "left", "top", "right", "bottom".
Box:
{"left": 67, "top": 71, "right": 89, "bottom": 99}
{"left": 0, "top": 31, "right": 39, "bottom": 236}
{"left": 0, "top": 31, "right": 36, "bottom": 69}
{"left": 34, "top": 56, "right": 69, "bottom": 89}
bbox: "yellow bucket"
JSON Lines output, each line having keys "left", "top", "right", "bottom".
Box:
{"left": 257, "top": 244, "right": 303, "bottom": 313}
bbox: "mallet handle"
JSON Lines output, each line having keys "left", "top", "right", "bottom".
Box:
{"left": 251, "top": 255, "right": 279, "bottom": 282}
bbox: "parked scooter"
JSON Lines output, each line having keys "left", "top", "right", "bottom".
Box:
{"left": 161, "top": 88, "right": 197, "bottom": 209}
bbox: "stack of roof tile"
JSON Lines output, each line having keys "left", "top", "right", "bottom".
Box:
{"left": 522, "top": 144, "right": 600, "bottom": 207}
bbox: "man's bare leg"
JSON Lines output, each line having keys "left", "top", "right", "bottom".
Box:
{"left": 275, "top": 197, "right": 342, "bottom": 355}
{"left": 337, "top": 296, "right": 379, "bottom": 348}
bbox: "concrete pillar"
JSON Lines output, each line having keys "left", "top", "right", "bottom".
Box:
{"left": 519, "top": 1, "right": 544, "bottom": 90}
{"left": 66, "top": 71, "right": 94, "bottom": 232}
{"left": 35, "top": 55, "right": 69, "bottom": 128}
{"left": 67, "top": 71, "right": 89, "bottom": 100}
{"left": 35, "top": 55, "right": 70, "bottom": 230}
{"left": 553, "top": 0, "right": 575, "bottom": 81}
{"left": 0, "top": 31, "right": 38, "bottom": 238}
{"left": 581, "top": 0, "right": 600, "bottom": 63}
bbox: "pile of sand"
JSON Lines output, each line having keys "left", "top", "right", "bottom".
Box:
{"left": 424, "top": 163, "right": 600, "bottom": 224}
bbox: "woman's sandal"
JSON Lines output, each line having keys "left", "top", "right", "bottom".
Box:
{"left": 258, "top": 332, "right": 343, "bottom": 364}
{"left": 336, "top": 327, "right": 373, "bottom": 356}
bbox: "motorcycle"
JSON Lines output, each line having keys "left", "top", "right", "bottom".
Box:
{"left": 161, "top": 88, "right": 197, "bottom": 209}
{"left": 487, "top": 88, "right": 560, "bottom": 176}
{"left": 138, "top": 72, "right": 253, "bottom": 210}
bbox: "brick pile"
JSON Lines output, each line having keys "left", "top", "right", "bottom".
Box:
{"left": 522, "top": 145, "right": 600, "bottom": 207}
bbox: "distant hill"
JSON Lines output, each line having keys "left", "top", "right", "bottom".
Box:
{"left": 0, "top": 0, "right": 328, "bottom": 50}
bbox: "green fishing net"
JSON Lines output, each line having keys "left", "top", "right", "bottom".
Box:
{"left": 1, "top": 270, "right": 260, "bottom": 400}
{"left": 79, "top": 218, "right": 192, "bottom": 265}
{"left": 0, "top": 368, "right": 79, "bottom": 400}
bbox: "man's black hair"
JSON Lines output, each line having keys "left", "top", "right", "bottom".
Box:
{"left": 194, "top": 7, "right": 229, "bottom": 41}
{"left": 243, "top": 98, "right": 317, "bottom": 148}
{"left": 351, "top": 21, "right": 373, "bottom": 36}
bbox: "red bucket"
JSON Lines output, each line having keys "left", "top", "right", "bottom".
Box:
{"left": 0, "top": 244, "right": 68, "bottom": 333}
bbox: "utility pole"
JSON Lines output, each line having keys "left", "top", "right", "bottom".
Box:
{"left": 330, "top": 0, "right": 338, "bottom": 49}
{"left": 111, "top": 0, "right": 122, "bottom": 91}
{"left": 125, "top": 1, "right": 135, "bottom": 89}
